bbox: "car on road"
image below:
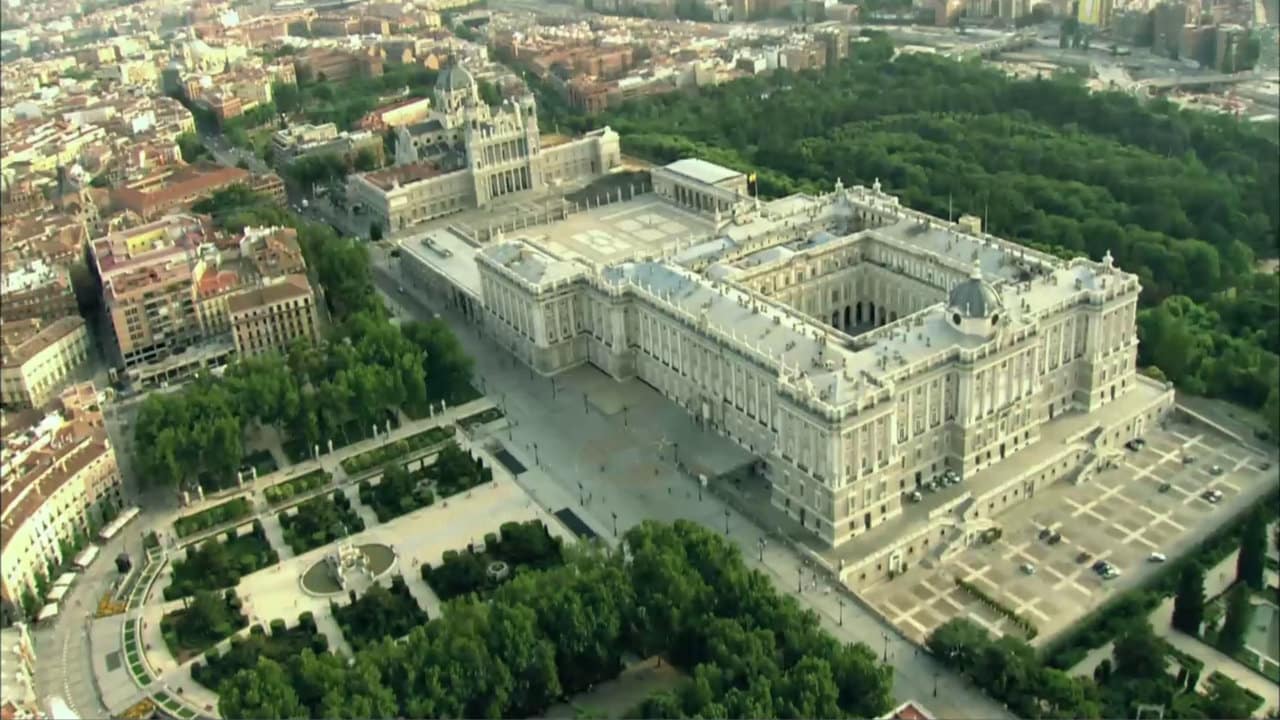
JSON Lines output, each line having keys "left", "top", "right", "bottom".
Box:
{"left": 1125, "top": 438, "right": 1146, "bottom": 451}
{"left": 398, "top": 286, "right": 406, "bottom": 293}
{"left": 906, "top": 491, "right": 923, "bottom": 503}
{"left": 1201, "top": 489, "right": 1224, "bottom": 504}
{"left": 1020, "top": 563, "right": 1036, "bottom": 575}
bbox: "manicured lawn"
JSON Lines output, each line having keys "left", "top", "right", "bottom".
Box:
{"left": 422, "top": 520, "right": 563, "bottom": 601}
{"left": 173, "top": 497, "right": 253, "bottom": 539}
{"left": 340, "top": 425, "right": 454, "bottom": 476}
{"left": 263, "top": 468, "right": 332, "bottom": 506}
{"left": 279, "top": 492, "right": 366, "bottom": 555}
{"left": 332, "top": 575, "right": 428, "bottom": 650}
{"left": 163, "top": 527, "right": 279, "bottom": 600}
{"left": 192, "top": 614, "right": 327, "bottom": 692}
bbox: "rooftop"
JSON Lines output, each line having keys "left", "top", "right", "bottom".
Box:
{"left": 359, "top": 161, "right": 448, "bottom": 191}
{"left": 398, "top": 227, "right": 484, "bottom": 297}
{"left": 226, "top": 275, "right": 313, "bottom": 314}
{"left": 664, "top": 157, "right": 745, "bottom": 187}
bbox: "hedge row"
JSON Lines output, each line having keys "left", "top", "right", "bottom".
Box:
{"left": 263, "top": 469, "right": 332, "bottom": 505}
{"left": 173, "top": 497, "right": 253, "bottom": 539}
{"left": 340, "top": 425, "right": 455, "bottom": 476}
{"left": 954, "top": 576, "right": 1039, "bottom": 640}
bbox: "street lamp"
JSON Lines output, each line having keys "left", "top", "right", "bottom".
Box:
{"left": 758, "top": 536, "right": 766, "bottom": 562}
{"left": 611, "top": 511, "right": 618, "bottom": 537}
{"left": 583, "top": 392, "right": 589, "bottom": 414}
{"left": 578, "top": 481, "right": 584, "bottom": 507}
{"left": 882, "top": 633, "right": 890, "bottom": 663}
{"left": 622, "top": 405, "right": 629, "bottom": 427}
{"left": 933, "top": 671, "right": 939, "bottom": 697}
{"left": 533, "top": 443, "right": 540, "bottom": 466}
{"left": 838, "top": 596, "right": 845, "bottom": 626}
{"left": 723, "top": 508, "right": 730, "bottom": 536}
{"left": 797, "top": 565, "right": 804, "bottom": 593}
{"left": 673, "top": 442, "right": 680, "bottom": 467}
{"left": 551, "top": 376, "right": 558, "bottom": 400}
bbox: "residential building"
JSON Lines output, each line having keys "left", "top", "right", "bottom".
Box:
{"left": 1154, "top": 1, "right": 1188, "bottom": 57}
{"left": 90, "top": 214, "right": 211, "bottom": 370}
{"left": 270, "top": 122, "right": 383, "bottom": 163}
{"left": 0, "top": 382, "right": 122, "bottom": 617}
{"left": 1, "top": 317, "right": 91, "bottom": 409}
{"left": 358, "top": 97, "right": 434, "bottom": 131}
{"left": 348, "top": 63, "right": 621, "bottom": 234}
{"left": 111, "top": 165, "right": 284, "bottom": 220}
{"left": 399, "top": 160, "right": 1174, "bottom": 588}
{"left": 294, "top": 48, "right": 384, "bottom": 83}
{"left": 240, "top": 225, "right": 308, "bottom": 278}
{"left": 227, "top": 275, "right": 320, "bottom": 357}
{"left": 0, "top": 260, "right": 77, "bottom": 325}
{"left": 0, "top": 623, "right": 39, "bottom": 718}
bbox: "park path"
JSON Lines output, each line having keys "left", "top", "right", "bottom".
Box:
{"left": 341, "top": 484, "right": 380, "bottom": 530}
{"left": 403, "top": 572, "right": 444, "bottom": 621}
{"left": 1071, "top": 547, "right": 1279, "bottom": 706}
{"left": 261, "top": 513, "right": 294, "bottom": 561}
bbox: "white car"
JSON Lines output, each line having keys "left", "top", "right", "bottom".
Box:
{"left": 1020, "top": 563, "right": 1036, "bottom": 575}
{"left": 1148, "top": 552, "right": 1167, "bottom": 563}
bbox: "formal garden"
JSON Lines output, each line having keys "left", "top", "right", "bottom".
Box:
{"left": 358, "top": 463, "right": 435, "bottom": 524}
{"left": 163, "top": 523, "right": 280, "bottom": 601}
{"left": 340, "top": 425, "right": 455, "bottom": 477}
{"left": 331, "top": 575, "right": 428, "bottom": 650}
{"left": 191, "top": 612, "right": 328, "bottom": 692}
{"left": 217, "top": 520, "right": 895, "bottom": 719}
{"left": 428, "top": 442, "right": 493, "bottom": 498}
{"left": 264, "top": 468, "right": 333, "bottom": 506}
{"left": 160, "top": 589, "right": 249, "bottom": 663}
{"left": 173, "top": 497, "right": 253, "bottom": 539}
{"left": 422, "top": 520, "right": 565, "bottom": 601}
{"left": 278, "top": 491, "right": 366, "bottom": 555}
{"left": 124, "top": 619, "right": 151, "bottom": 687}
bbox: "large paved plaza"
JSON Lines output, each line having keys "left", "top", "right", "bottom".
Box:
{"left": 863, "top": 418, "right": 1277, "bottom": 645}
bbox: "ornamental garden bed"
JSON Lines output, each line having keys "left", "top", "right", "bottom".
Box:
{"left": 191, "top": 613, "right": 327, "bottom": 692}
{"left": 160, "top": 589, "right": 248, "bottom": 664}
{"left": 332, "top": 575, "right": 428, "bottom": 650}
{"left": 458, "top": 407, "right": 504, "bottom": 430}
{"left": 422, "top": 520, "right": 563, "bottom": 601}
{"left": 340, "top": 425, "right": 455, "bottom": 476}
{"left": 278, "top": 491, "right": 365, "bottom": 555}
{"left": 173, "top": 497, "right": 253, "bottom": 539}
{"left": 284, "top": 410, "right": 401, "bottom": 464}
{"left": 264, "top": 468, "right": 332, "bottom": 506}
{"left": 164, "top": 524, "right": 279, "bottom": 601}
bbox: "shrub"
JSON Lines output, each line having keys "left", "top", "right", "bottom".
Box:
{"left": 250, "top": 624, "right": 266, "bottom": 637}
{"left": 270, "top": 619, "right": 287, "bottom": 636}
{"left": 299, "top": 611, "right": 315, "bottom": 631}
{"left": 955, "top": 577, "right": 1038, "bottom": 639}
{"left": 173, "top": 497, "right": 253, "bottom": 538}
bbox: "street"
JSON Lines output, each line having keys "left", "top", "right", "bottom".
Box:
{"left": 369, "top": 247, "right": 1013, "bottom": 719}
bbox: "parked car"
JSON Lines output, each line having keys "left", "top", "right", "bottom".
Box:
{"left": 907, "top": 491, "right": 923, "bottom": 503}
{"left": 1039, "top": 528, "right": 1053, "bottom": 540}
{"left": 1048, "top": 531, "right": 1063, "bottom": 545}
{"left": 1158, "top": 482, "right": 1173, "bottom": 493}
{"left": 1125, "top": 439, "right": 1142, "bottom": 451}
{"left": 1076, "top": 551, "right": 1093, "bottom": 564}
{"left": 1210, "top": 465, "right": 1224, "bottom": 476}
{"left": 1182, "top": 455, "right": 1196, "bottom": 465}
{"left": 1201, "top": 489, "right": 1224, "bottom": 504}
{"left": 1020, "top": 563, "right": 1037, "bottom": 575}
{"left": 1148, "top": 552, "right": 1167, "bottom": 563}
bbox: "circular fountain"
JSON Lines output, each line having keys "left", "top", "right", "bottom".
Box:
{"left": 300, "top": 542, "right": 397, "bottom": 596}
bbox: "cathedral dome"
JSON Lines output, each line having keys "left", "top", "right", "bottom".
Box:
{"left": 948, "top": 261, "right": 1003, "bottom": 319}
{"left": 436, "top": 63, "right": 476, "bottom": 95}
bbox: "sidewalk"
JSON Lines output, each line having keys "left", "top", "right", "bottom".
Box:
{"left": 376, "top": 272, "right": 1014, "bottom": 720}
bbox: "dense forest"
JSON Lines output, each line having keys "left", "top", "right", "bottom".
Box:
{"left": 547, "top": 34, "right": 1280, "bottom": 436}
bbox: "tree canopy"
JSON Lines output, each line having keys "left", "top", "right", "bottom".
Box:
{"left": 218, "top": 520, "right": 895, "bottom": 719}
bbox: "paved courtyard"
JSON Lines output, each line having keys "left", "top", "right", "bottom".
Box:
{"left": 864, "top": 419, "right": 1278, "bottom": 645}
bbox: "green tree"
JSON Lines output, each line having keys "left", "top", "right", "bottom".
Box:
{"left": 1111, "top": 620, "right": 1168, "bottom": 682}
{"left": 353, "top": 146, "right": 380, "bottom": 172}
{"left": 218, "top": 657, "right": 307, "bottom": 719}
{"left": 1237, "top": 512, "right": 1267, "bottom": 589}
{"left": 369, "top": 221, "right": 383, "bottom": 242}
{"left": 1218, "top": 583, "right": 1254, "bottom": 654}
{"left": 1172, "top": 564, "right": 1206, "bottom": 635}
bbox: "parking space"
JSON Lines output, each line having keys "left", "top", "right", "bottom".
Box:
{"left": 864, "top": 419, "right": 1277, "bottom": 646}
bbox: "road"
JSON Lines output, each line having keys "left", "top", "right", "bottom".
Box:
{"left": 368, "top": 246, "right": 1013, "bottom": 719}
{"left": 201, "top": 133, "right": 270, "bottom": 175}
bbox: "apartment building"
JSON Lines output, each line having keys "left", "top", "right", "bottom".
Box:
{"left": 1, "top": 317, "right": 92, "bottom": 409}
{"left": 0, "top": 259, "right": 78, "bottom": 325}
{"left": 227, "top": 275, "right": 321, "bottom": 358}
{"left": 270, "top": 122, "right": 383, "bottom": 163}
{"left": 0, "top": 623, "right": 39, "bottom": 718}
{"left": 240, "top": 225, "right": 308, "bottom": 278}
{"left": 91, "top": 214, "right": 210, "bottom": 370}
{"left": 0, "top": 383, "right": 122, "bottom": 616}
{"left": 294, "top": 48, "right": 384, "bottom": 83}
{"left": 112, "top": 164, "right": 285, "bottom": 220}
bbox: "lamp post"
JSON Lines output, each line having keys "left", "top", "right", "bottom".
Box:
{"left": 622, "top": 405, "right": 629, "bottom": 427}
{"left": 758, "top": 536, "right": 766, "bottom": 562}
{"left": 583, "top": 392, "right": 589, "bottom": 414}
{"left": 882, "top": 633, "right": 890, "bottom": 663}
{"left": 673, "top": 442, "right": 679, "bottom": 466}
{"left": 797, "top": 565, "right": 804, "bottom": 593}
{"left": 933, "top": 671, "right": 939, "bottom": 698}
{"left": 611, "top": 511, "right": 618, "bottom": 537}
{"left": 551, "top": 376, "right": 558, "bottom": 401}
{"left": 533, "top": 443, "right": 540, "bottom": 466}
{"left": 838, "top": 596, "right": 845, "bottom": 626}
{"left": 578, "top": 481, "right": 584, "bottom": 507}
{"left": 723, "top": 508, "right": 730, "bottom": 536}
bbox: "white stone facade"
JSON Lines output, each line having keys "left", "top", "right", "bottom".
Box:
{"left": 417, "top": 161, "right": 1174, "bottom": 575}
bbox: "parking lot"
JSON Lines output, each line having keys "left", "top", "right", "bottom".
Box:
{"left": 864, "top": 419, "right": 1278, "bottom": 646}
